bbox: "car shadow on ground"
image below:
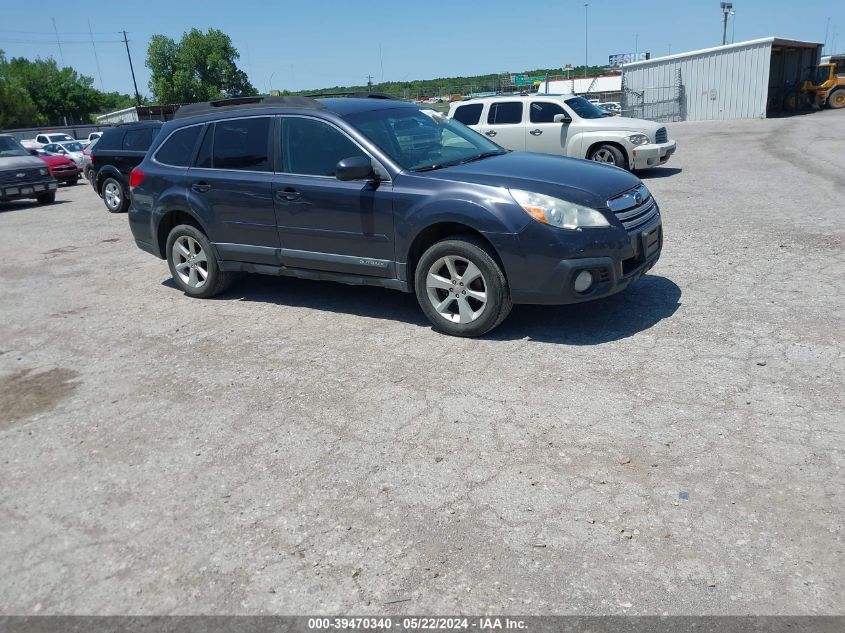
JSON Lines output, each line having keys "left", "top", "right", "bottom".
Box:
{"left": 638, "top": 167, "right": 682, "bottom": 179}
{"left": 0, "top": 200, "right": 70, "bottom": 213}
{"left": 162, "top": 273, "right": 681, "bottom": 344}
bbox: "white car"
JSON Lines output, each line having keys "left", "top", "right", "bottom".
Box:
{"left": 42, "top": 140, "right": 86, "bottom": 166}
{"left": 447, "top": 94, "right": 676, "bottom": 171}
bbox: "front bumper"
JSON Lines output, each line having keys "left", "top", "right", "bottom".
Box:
{"left": 0, "top": 178, "right": 58, "bottom": 201}
{"left": 51, "top": 166, "right": 81, "bottom": 182}
{"left": 495, "top": 214, "right": 663, "bottom": 305}
{"left": 631, "top": 140, "right": 676, "bottom": 170}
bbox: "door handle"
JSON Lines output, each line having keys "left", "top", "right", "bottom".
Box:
{"left": 529, "top": 129, "right": 543, "bottom": 136}
{"left": 191, "top": 182, "right": 211, "bottom": 193}
{"left": 276, "top": 187, "right": 301, "bottom": 201}
{"left": 485, "top": 130, "right": 498, "bottom": 137}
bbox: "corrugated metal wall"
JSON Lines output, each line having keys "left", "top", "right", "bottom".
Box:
{"left": 622, "top": 40, "right": 773, "bottom": 121}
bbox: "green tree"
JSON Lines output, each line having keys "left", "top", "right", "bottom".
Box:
{"left": 5, "top": 56, "right": 101, "bottom": 125}
{"left": 0, "top": 51, "right": 41, "bottom": 128}
{"left": 146, "top": 28, "right": 257, "bottom": 103}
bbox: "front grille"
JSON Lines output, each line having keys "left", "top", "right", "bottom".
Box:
{"left": 51, "top": 165, "right": 77, "bottom": 174}
{"left": 0, "top": 167, "right": 43, "bottom": 186}
{"left": 655, "top": 127, "right": 668, "bottom": 143}
{"left": 607, "top": 184, "right": 659, "bottom": 232}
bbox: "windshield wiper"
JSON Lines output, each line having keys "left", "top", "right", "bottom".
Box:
{"left": 414, "top": 150, "right": 506, "bottom": 172}
{"left": 457, "top": 150, "right": 507, "bottom": 165}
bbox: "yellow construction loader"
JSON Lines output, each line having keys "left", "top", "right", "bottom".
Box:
{"left": 802, "top": 55, "right": 845, "bottom": 109}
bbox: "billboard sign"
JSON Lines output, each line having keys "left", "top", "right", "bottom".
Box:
{"left": 609, "top": 52, "right": 650, "bottom": 66}
{"left": 513, "top": 74, "right": 546, "bottom": 86}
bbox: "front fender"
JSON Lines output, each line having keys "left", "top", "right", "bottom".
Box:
{"left": 577, "top": 131, "right": 633, "bottom": 159}
{"left": 393, "top": 176, "right": 530, "bottom": 261}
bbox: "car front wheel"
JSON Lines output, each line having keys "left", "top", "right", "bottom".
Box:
{"left": 589, "top": 144, "right": 626, "bottom": 168}
{"left": 415, "top": 236, "right": 512, "bottom": 337}
{"left": 166, "top": 224, "right": 233, "bottom": 299}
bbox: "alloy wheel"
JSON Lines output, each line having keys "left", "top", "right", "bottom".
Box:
{"left": 172, "top": 235, "right": 209, "bottom": 289}
{"left": 592, "top": 149, "right": 617, "bottom": 164}
{"left": 104, "top": 181, "right": 121, "bottom": 210}
{"left": 425, "top": 255, "right": 488, "bottom": 324}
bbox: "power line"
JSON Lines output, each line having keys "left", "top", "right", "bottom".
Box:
{"left": 51, "top": 17, "right": 64, "bottom": 66}
{"left": 88, "top": 19, "right": 105, "bottom": 92}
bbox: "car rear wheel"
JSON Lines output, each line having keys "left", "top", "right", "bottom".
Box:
{"left": 102, "top": 177, "right": 129, "bottom": 213}
{"left": 589, "top": 144, "right": 626, "bottom": 169}
{"left": 36, "top": 192, "right": 56, "bottom": 205}
{"left": 415, "top": 236, "right": 512, "bottom": 337}
{"left": 166, "top": 224, "right": 233, "bottom": 299}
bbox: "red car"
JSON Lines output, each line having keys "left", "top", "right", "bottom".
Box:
{"left": 28, "top": 148, "right": 81, "bottom": 185}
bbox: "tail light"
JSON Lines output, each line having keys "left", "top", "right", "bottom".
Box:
{"left": 129, "top": 168, "right": 145, "bottom": 190}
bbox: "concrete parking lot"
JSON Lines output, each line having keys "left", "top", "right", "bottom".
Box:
{"left": 1, "top": 111, "right": 843, "bottom": 615}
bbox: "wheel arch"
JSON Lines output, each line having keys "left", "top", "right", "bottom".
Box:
{"left": 95, "top": 166, "right": 123, "bottom": 194}
{"left": 585, "top": 140, "right": 630, "bottom": 169}
{"left": 155, "top": 208, "right": 207, "bottom": 259}
{"left": 405, "top": 221, "right": 507, "bottom": 292}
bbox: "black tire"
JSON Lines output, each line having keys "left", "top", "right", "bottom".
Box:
{"left": 36, "top": 192, "right": 56, "bottom": 205}
{"left": 828, "top": 88, "right": 845, "bottom": 110}
{"left": 84, "top": 166, "right": 94, "bottom": 182}
{"left": 67, "top": 177, "right": 79, "bottom": 186}
{"left": 414, "top": 235, "right": 512, "bottom": 337}
{"left": 782, "top": 90, "right": 804, "bottom": 112}
{"left": 102, "top": 177, "right": 129, "bottom": 213}
{"left": 165, "top": 224, "right": 233, "bottom": 299}
{"left": 589, "top": 143, "right": 627, "bottom": 169}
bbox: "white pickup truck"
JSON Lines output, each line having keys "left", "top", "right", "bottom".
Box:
{"left": 448, "top": 94, "right": 676, "bottom": 171}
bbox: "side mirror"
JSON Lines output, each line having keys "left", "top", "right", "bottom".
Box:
{"left": 335, "top": 156, "right": 376, "bottom": 181}
{"left": 553, "top": 113, "right": 572, "bottom": 124}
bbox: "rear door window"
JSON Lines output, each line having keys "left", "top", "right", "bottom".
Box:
{"left": 210, "top": 117, "right": 272, "bottom": 171}
{"left": 452, "top": 103, "right": 484, "bottom": 125}
{"left": 155, "top": 125, "right": 203, "bottom": 167}
{"left": 487, "top": 102, "right": 523, "bottom": 125}
{"left": 122, "top": 128, "right": 155, "bottom": 151}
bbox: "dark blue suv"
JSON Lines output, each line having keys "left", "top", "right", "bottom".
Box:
{"left": 128, "top": 95, "right": 662, "bottom": 336}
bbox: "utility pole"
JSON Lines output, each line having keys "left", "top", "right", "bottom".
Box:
{"left": 122, "top": 31, "right": 142, "bottom": 106}
{"left": 720, "top": 2, "right": 733, "bottom": 46}
{"left": 584, "top": 3, "right": 589, "bottom": 79}
{"left": 366, "top": 74, "right": 374, "bottom": 88}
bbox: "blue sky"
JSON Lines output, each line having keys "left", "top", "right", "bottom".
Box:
{"left": 0, "top": 0, "right": 839, "bottom": 96}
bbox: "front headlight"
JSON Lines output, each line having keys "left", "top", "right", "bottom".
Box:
{"left": 39, "top": 168, "right": 48, "bottom": 176}
{"left": 509, "top": 189, "right": 609, "bottom": 229}
{"left": 628, "top": 134, "right": 649, "bottom": 146}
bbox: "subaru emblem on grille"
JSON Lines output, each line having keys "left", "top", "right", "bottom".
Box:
{"left": 634, "top": 193, "right": 642, "bottom": 205}
{"left": 16, "top": 172, "right": 25, "bottom": 178}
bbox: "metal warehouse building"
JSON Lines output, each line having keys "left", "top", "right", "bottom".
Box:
{"left": 621, "top": 37, "right": 822, "bottom": 121}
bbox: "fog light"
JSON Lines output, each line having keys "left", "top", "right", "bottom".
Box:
{"left": 574, "top": 270, "right": 594, "bottom": 293}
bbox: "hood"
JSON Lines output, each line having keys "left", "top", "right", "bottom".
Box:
{"left": 0, "top": 155, "right": 49, "bottom": 170}
{"left": 420, "top": 151, "right": 641, "bottom": 208}
{"left": 37, "top": 154, "right": 75, "bottom": 167}
{"left": 578, "top": 116, "right": 663, "bottom": 135}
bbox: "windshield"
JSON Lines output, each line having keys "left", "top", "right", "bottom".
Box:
{"left": 565, "top": 97, "right": 611, "bottom": 119}
{"left": 0, "top": 136, "right": 31, "bottom": 158}
{"left": 344, "top": 107, "right": 505, "bottom": 171}
{"left": 61, "top": 141, "right": 84, "bottom": 152}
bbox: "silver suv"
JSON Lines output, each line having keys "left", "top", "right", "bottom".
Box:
{"left": 448, "top": 94, "right": 676, "bottom": 171}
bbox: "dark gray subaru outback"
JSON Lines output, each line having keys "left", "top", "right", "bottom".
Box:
{"left": 128, "top": 95, "right": 662, "bottom": 337}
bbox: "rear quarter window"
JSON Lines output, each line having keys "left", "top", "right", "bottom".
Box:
{"left": 96, "top": 129, "right": 124, "bottom": 151}
{"left": 155, "top": 126, "right": 203, "bottom": 167}
{"left": 452, "top": 103, "right": 484, "bottom": 125}
{"left": 122, "top": 128, "right": 156, "bottom": 151}
{"left": 487, "top": 102, "right": 524, "bottom": 125}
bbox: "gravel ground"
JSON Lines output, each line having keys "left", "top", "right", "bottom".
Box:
{"left": 0, "top": 110, "right": 843, "bottom": 616}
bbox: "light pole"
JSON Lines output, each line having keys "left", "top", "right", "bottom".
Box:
{"left": 584, "top": 3, "right": 589, "bottom": 79}
{"left": 720, "top": 2, "right": 733, "bottom": 46}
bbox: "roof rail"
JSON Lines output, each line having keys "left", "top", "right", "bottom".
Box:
{"left": 174, "top": 95, "right": 324, "bottom": 119}
{"left": 304, "top": 92, "right": 403, "bottom": 100}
